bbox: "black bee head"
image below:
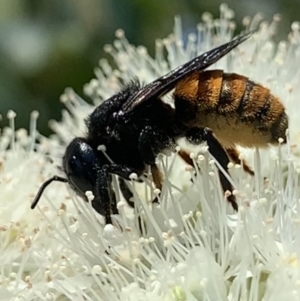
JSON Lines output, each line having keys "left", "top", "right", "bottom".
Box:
{"left": 30, "top": 137, "right": 108, "bottom": 211}
{"left": 62, "top": 137, "right": 103, "bottom": 198}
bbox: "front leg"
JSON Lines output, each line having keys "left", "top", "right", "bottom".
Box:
{"left": 186, "top": 127, "right": 237, "bottom": 211}
{"left": 93, "top": 164, "right": 141, "bottom": 224}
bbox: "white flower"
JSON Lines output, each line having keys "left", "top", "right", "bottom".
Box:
{"left": 1, "top": 4, "right": 300, "bottom": 301}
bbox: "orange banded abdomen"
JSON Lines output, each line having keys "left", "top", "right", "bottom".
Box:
{"left": 174, "top": 70, "right": 288, "bottom": 148}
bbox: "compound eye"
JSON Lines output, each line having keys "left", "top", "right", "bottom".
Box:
{"left": 63, "top": 138, "right": 99, "bottom": 197}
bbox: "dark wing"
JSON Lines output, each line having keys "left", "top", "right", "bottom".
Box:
{"left": 120, "top": 31, "right": 254, "bottom": 115}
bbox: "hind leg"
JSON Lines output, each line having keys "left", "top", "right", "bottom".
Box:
{"left": 225, "top": 146, "right": 254, "bottom": 176}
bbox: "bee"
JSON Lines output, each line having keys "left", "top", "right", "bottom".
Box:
{"left": 31, "top": 31, "right": 288, "bottom": 224}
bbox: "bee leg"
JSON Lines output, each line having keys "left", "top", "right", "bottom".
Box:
{"left": 118, "top": 177, "right": 147, "bottom": 234}
{"left": 225, "top": 147, "right": 254, "bottom": 176}
{"left": 118, "top": 177, "right": 135, "bottom": 208}
{"left": 178, "top": 149, "right": 194, "bottom": 166}
{"left": 139, "top": 126, "right": 174, "bottom": 203}
{"left": 185, "top": 127, "right": 238, "bottom": 211}
{"left": 108, "top": 175, "right": 119, "bottom": 214}
{"left": 93, "top": 164, "right": 141, "bottom": 225}
{"left": 177, "top": 149, "right": 199, "bottom": 182}
{"left": 92, "top": 169, "right": 115, "bottom": 225}
{"left": 150, "top": 164, "right": 164, "bottom": 203}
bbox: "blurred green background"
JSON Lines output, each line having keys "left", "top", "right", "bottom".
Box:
{"left": 0, "top": 0, "right": 298, "bottom": 136}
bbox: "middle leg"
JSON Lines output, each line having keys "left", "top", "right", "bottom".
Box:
{"left": 185, "top": 127, "right": 237, "bottom": 211}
